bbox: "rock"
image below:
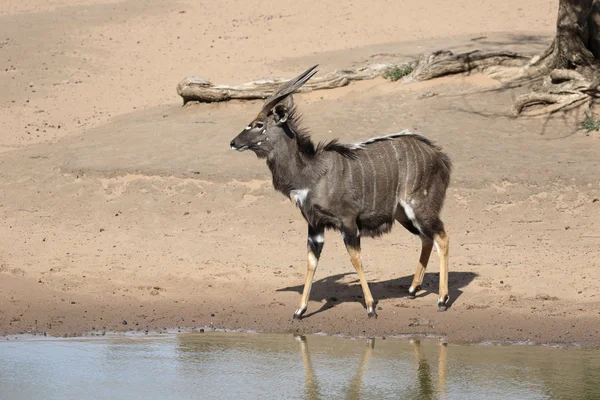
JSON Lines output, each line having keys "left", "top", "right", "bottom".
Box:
{"left": 408, "top": 318, "right": 433, "bottom": 327}
{"left": 122, "top": 320, "right": 128, "bottom": 325}
{"left": 417, "top": 90, "right": 437, "bottom": 99}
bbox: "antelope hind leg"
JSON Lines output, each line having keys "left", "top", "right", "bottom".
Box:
{"left": 433, "top": 231, "right": 450, "bottom": 311}
{"left": 408, "top": 236, "right": 434, "bottom": 299}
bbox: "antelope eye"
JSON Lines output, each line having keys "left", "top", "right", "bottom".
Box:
{"left": 254, "top": 122, "right": 264, "bottom": 129}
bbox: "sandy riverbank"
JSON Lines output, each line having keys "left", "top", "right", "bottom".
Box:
{"left": 1, "top": 0, "right": 600, "bottom": 346}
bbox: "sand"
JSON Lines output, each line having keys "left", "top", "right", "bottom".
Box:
{"left": 1, "top": 0, "right": 600, "bottom": 345}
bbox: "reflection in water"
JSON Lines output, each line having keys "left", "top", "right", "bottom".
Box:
{"left": 295, "top": 335, "right": 321, "bottom": 400}
{"left": 295, "top": 334, "right": 449, "bottom": 400}
{"left": 294, "top": 335, "right": 375, "bottom": 400}
{"left": 345, "top": 337, "right": 373, "bottom": 400}
{"left": 411, "top": 339, "right": 447, "bottom": 400}
{"left": 1, "top": 333, "right": 600, "bottom": 400}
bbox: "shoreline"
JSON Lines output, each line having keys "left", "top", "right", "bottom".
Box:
{"left": 3, "top": 325, "right": 599, "bottom": 351}
{"left": 2, "top": 282, "right": 599, "bottom": 349}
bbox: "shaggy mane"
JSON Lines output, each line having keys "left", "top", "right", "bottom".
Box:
{"left": 287, "top": 108, "right": 358, "bottom": 159}
{"left": 286, "top": 109, "right": 443, "bottom": 162}
{"left": 316, "top": 140, "right": 359, "bottom": 159}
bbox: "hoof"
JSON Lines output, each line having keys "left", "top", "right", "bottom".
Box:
{"left": 293, "top": 308, "right": 306, "bottom": 320}
{"left": 367, "top": 306, "right": 378, "bottom": 319}
{"left": 407, "top": 285, "right": 421, "bottom": 299}
{"left": 437, "top": 295, "right": 450, "bottom": 312}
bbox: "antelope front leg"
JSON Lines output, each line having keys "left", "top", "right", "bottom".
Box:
{"left": 294, "top": 225, "right": 324, "bottom": 320}
{"left": 343, "top": 230, "right": 377, "bottom": 318}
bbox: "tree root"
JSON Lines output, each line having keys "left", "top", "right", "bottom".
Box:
{"left": 404, "top": 50, "right": 528, "bottom": 82}
{"left": 511, "top": 68, "right": 597, "bottom": 115}
{"left": 177, "top": 64, "right": 394, "bottom": 104}
{"left": 512, "top": 92, "right": 590, "bottom": 115}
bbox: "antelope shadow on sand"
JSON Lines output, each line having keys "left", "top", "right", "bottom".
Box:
{"left": 278, "top": 271, "right": 477, "bottom": 319}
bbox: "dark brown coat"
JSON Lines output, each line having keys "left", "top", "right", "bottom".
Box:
{"left": 230, "top": 65, "right": 452, "bottom": 318}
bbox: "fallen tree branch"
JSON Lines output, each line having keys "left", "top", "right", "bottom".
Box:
{"left": 177, "top": 64, "right": 394, "bottom": 104}
{"left": 177, "top": 48, "right": 596, "bottom": 117}
{"left": 177, "top": 50, "right": 530, "bottom": 105}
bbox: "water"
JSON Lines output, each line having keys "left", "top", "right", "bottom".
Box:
{"left": 1, "top": 332, "right": 599, "bottom": 400}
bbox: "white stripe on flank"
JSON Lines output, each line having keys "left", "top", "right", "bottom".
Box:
{"left": 414, "top": 144, "right": 426, "bottom": 193}
{"left": 404, "top": 140, "right": 413, "bottom": 199}
{"left": 380, "top": 145, "right": 390, "bottom": 203}
{"left": 391, "top": 143, "right": 402, "bottom": 202}
{"left": 364, "top": 151, "right": 377, "bottom": 208}
{"left": 345, "top": 157, "right": 354, "bottom": 186}
{"left": 356, "top": 157, "right": 365, "bottom": 208}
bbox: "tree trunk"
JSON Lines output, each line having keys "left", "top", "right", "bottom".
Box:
{"left": 536, "top": 0, "right": 600, "bottom": 71}
{"left": 512, "top": 0, "right": 600, "bottom": 115}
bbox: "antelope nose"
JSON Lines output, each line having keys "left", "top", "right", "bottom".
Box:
{"left": 230, "top": 139, "right": 236, "bottom": 149}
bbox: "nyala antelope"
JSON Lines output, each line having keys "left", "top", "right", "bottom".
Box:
{"left": 230, "top": 65, "right": 452, "bottom": 318}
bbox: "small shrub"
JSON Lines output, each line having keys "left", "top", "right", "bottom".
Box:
{"left": 383, "top": 65, "right": 414, "bottom": 82}
{"left": 580, "top": 117, "right": 600, "bottom": 132}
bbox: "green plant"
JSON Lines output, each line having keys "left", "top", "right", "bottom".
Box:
{"left": 383, "top": 65, "right": 414, "bottom": 82}
{"left": 580, "top": 117, "right": 600, "bottom": 132}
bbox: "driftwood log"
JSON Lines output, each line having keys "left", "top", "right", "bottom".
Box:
{"left": 177, "top": 50, "right": 531, "bottom": 106}
{"left": 177, "top": 64, "right": 394, "bottom": 104}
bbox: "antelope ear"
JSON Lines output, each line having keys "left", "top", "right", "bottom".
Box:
{"left": 282, "top": 95, "right": 294, "bottom": 109}
{"left": 273, "top": 104, "right": 289, "bottom": 125}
